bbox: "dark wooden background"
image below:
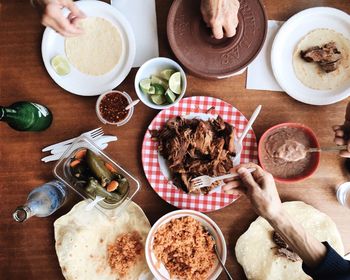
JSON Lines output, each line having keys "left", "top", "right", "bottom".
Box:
{"left": 1, "top": 0, "right": 350, "bottom": 279}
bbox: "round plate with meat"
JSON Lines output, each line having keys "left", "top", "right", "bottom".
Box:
{"left": 271, "top": 7, "right": 350, "bottom": 105}
{"left": 141, "top": 96, "right": 258, "bottom": 212}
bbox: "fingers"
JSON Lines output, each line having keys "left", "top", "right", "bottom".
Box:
{"left": 237, "top": 167, "right": 259, "bottom": 193}
{"left": 212, "top": 23, "right": 224, "bottom": 39}
{"left": 333, "top": 125, "right": 342, "bottom": 132}
{"left": 339, "top": 150, "right": 350, "bottom": 158}
{"left": 222, "top": 180, "right": 241, "bottom": 191}
{"left": 63, "top": 0, "right": 86, "bottom": 18}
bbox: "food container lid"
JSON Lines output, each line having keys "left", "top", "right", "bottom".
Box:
{"left": 167, "top": 0, "right": 268, "bottom": 79}
{"left": 53, "top": 136, "right": 140, "bottom": 219}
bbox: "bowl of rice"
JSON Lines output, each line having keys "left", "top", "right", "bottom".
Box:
{"left": 145, "top": 210, "right": 227, "bottom": 280}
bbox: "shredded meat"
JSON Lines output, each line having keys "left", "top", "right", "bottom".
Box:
{"left": 107, "top": 231, "right": 143, "bottom": 276}
{"left": 272, "top": 231, "right": 301, "bottom": 262}
{"left": 152, "top": 116, "right": 236, "bottom": 194}
{"left": 300, "top": 41, "right": 342, "bottom": 73}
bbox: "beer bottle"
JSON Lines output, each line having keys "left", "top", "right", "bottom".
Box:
{"left": 0, "top": 101, "right": 53, "bottom": 131}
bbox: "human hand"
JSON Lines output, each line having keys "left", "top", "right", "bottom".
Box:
{"left": 200, "top": 0, "right": 240, "bottom": 40}
{"left": 38, "top": 0, "right": 86, "bottom": 37}
{"left": 223, "top": 163, "right": 282, "bottom": 221}
{"left": 333, "top": 123, "right": 350, "bottom": 157}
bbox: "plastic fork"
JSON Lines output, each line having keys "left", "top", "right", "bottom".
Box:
{"left": 42, "top": 127, "right": 104, "bottom": 152}
{"left": 191, "top": 168, "right": 256, "bottom": 189}
{"left": 232, "top": 105, "right": 262, "bottom": 166}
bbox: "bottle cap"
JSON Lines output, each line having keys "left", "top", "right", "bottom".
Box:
{"left": 12, "top": 206, "right": 31, "bottom": 222}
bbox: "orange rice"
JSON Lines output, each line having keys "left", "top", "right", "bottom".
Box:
{"left": 108, "top": 231, "right": 143, "bottom": 276}
{"left": 153, "top": 216, "right": 216, "bottom": 280}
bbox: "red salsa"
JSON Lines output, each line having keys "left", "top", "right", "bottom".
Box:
{"left": 99, "top": 92, "right": 129, "bottom": 123}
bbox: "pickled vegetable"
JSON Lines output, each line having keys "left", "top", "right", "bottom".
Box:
{"left": 68, "top": 149, "right": 130, "bottom": 206}
{"left": 86, "top": 150, "right": 112, "bottom": 187}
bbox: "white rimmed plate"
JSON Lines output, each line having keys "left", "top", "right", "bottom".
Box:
{"left": 271, "top": 7, "right": 350, "bottom": 105}
{"left": 145, "top": 210, "right": 227, "bottom": 280}
{"left": 41, "top": 1, "right": 135, "bottom": 96}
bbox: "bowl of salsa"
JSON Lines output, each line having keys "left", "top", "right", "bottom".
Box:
{"left": 96, "top": 90, "right": 134, "bottom": 126}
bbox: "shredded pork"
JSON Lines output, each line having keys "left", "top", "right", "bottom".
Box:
{"left": 151, "top": 116, "right": 236, "bottom": 194}
{"left": 300, "top": 41, "right": 342, "bottom": 73}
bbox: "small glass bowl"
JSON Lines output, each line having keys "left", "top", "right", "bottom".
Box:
{"left": 95, "top": 90, "right": 134, "bottom": 126}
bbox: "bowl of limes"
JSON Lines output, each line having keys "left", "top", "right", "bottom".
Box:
{"left": 134, "top": 57, "right": 187, "bottom": 109}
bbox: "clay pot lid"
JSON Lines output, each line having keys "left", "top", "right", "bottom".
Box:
{"left": 167, "top": 0, "right": 268, "bottom": 79}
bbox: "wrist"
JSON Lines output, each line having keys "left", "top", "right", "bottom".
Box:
{"left": 265, "top": 208, "right": 285, "bottom": 225}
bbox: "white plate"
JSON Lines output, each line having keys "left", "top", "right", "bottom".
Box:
{"left": 271, "top": 7, "right": 350, "bottom": 105}
{"left": 41, "top": 1, "right": 135, "bottom": 96}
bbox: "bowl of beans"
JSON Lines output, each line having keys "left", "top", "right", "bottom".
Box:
{"left": 95, "top": 90, "right": 134, "bottom": 126}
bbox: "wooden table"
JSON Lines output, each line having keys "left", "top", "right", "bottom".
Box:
{"left": 1, "top": 0, "right": 350, "bottom": 279}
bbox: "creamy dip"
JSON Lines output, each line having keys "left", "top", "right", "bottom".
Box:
{"left": 261, "top": 127, "right": 315, "bottom": 179}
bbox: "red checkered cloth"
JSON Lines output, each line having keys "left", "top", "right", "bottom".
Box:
{"left": 141, "top": 96, "right": 258, "bottom": 212}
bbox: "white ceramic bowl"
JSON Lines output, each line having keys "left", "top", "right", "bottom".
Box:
{"left": 145, "top": 210, "right": 227, "bottom": 280}
{"left": 134, "top": 57, "right": 187, "bottom": 110}
{"left": 95, "top": 90, "right": 134, "bottom": 126}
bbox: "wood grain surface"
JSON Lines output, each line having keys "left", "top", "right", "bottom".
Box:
{"left": 1, "top": 1, "right": 350, "bottom": 279}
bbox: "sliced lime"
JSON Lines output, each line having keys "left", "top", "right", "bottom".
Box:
{"left": 165, "top": 89, "right": 176, "bottom": 103}
{"left": 148, "top": 86, "right": 156, "bottom": 95}
{"left": 151, "top": 94, "right": 166, "bottom": 105}
{"left": 51, "top": 55, "right": 70, "bottom": 76}
{"left": 169, "top": 72, "right": 182, "bottom": 95}
{"left": 151, "top": 75, "right": 168, "bottom": 89}
{"left": 153, "top": 84, "right": 165, "bottom": 95}
{"left": 160, "top": 69, "right": 176, "bottom": 81}
{"left": 139, "top": 78, "right": 152, "bottom": 93}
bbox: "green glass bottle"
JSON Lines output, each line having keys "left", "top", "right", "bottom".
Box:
{"left": 0, "top": 101, "right": 53, "bottom": 131}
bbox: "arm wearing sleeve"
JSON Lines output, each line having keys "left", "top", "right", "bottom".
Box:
{"left": 268, "top": 212, "right": 350, "bottom": 279}
{"left": 302, "top": 242, "right": 350, "bottom": 280}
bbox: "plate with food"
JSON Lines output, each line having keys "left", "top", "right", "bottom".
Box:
{"left": 145, "top": 210, "right": 226, "bottom": 280}
{"left": 54, "top": 200, "right": 153, "bottom": 280}
{"left": 41, "top": 1, "right": 135, "bottom": 96}
{"left": 271, "top": 7, "right": 350, "bottom": 105}
{"left": 141, "top": 96, "right": 258, "bottom": 212}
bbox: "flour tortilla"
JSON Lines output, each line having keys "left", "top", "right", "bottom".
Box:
{"left": 293, "top": 28, "right": 350, "bottom": 90}
{"left": 235, "top": 201, "right": 344, "bottom": 280}
{"left": 54, "top": 201, "right": 152, "bottom": 280}
{"left": 65, "top": 17, "right": 123, "bottom": 76}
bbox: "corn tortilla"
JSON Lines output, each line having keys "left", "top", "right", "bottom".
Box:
{"left": 65, "top": 17, "right": 123, "bottom": 76}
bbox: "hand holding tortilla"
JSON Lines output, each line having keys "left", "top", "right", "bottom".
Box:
{"left": 200, "top": 0, "right": 240, "bottom": 39}
{"left": 37, "top": 0, "right": 86, "bottom": 37}
{"left": 224, "top": 163, "right": 348, "bottom": 279}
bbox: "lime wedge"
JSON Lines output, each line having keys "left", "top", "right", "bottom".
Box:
{"left": 139, "top": 78, "right": 152, "bottom": 93}
{"left": 169, "top": 72, "right": 182, "bottom": 94}
{"left": 165, "top": 89, "right": 176, "bottom": 103}
{"left": 51, "top": 55, "right": 70, "bottom": 76}
{"left": 153, "top": 84, "right": 165, "bottom": 95}
{"left": 148, "top": 86, "right": 156, "bottom": 95}
{"left": 160, "top": 69, "right": 176, "bottom": 81}
{"left": 151, "top": 75, "right": 168, "bottom": 89}
{"left": 151, "top": 94, "right": 166, "bottom": 105}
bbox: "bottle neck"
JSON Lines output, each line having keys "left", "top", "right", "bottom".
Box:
{"left": 0, "top": 106, "right": 17, "bottom": 121}
{"left": 13, "top": 205, "right": 34, "bottom": 222}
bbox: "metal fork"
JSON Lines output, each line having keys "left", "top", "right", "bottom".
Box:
{"left": 42, "top": 127, "right": 104, "bottom": 152}
{"left": 191, "top": 168, "right": 256, "bottom": 189}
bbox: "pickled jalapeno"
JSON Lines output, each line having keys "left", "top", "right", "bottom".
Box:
{"left": 68, "top": 149, "right": 130, "bottom": 205}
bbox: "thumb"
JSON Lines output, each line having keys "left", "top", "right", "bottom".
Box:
{"left": 237, "top": 167, "right": 259, "bottom": 193}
